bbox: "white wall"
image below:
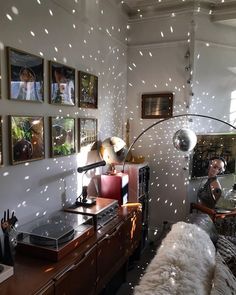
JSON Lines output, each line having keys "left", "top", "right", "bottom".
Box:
{"left": 127, "top": 12, "right": 194, "bottom": 238}
{"left": 188, "top": 12, "right": 236, "bottom": 203}
{"left": 191, "top": 13, "right": 236, "bottom": 127}
{"left": 127, "top": 8, "right": 236, "bottom": 239}
{"left": 0, "top": 0, "right": 128, "bottom": 225}
{"left": 1, "top": 1, "right": 236, "bottom": 240}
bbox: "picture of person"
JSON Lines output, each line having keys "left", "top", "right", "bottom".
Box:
{"left": 50, "top": 62, "right": 75, "bottom": 106}
{"left": 13, "top": 67, "right": 41, "bottom": 100}
{"left": 8, "top": 47, "right": 44, "bottom": 102}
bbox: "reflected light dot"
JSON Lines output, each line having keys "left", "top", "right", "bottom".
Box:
{"left": 11, "top": 6, "right": 19, "bottom": 15}
{"left": 6, "top": 14, "right": 13, "bottom": 21}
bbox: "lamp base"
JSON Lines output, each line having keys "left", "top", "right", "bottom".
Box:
{"left": 75, "top": 196, "right": 96, "bottom": 207}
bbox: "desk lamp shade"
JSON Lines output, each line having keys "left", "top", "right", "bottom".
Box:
{"left": 100, "top": 136, "right": 128, "bottom": 165}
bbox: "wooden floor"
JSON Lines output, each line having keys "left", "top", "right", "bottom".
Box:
{"left": 115, "top": 224, "right": 172, "bottom": 295}
{"left": 115, "top": 242, "right": 159, "bottom": 295}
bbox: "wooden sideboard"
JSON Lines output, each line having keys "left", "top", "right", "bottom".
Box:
{"left": 0, "top": 204, "right": 142, "bottom": 295}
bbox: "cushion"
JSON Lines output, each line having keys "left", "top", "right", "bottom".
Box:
{"left": 217, "top": 235, "right": 236, "bottom": 277}
{"left": 217, "top": 235, "right": 236, "bottom": 263}
{"left": 186, "top": 213, "right": 218, "bottom": 244}
{"left": 134, "top": 222, "right": 215, "bottom": 295}
{"left": 224, "top": 236, "right": 236, "bottom": 246}
{"left": 215, "top": 217, "right": 236, "bottom": 236}
{"left": 210, "top": 252, "right": 236, "bottom": 295}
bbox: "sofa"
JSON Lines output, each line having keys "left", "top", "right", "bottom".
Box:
{"left": 134, "top": 213, "right": 236, "bottom": 295}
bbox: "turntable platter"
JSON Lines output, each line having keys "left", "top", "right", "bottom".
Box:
{"left": 30, "top": 223, "right": 75, "bottom": 247}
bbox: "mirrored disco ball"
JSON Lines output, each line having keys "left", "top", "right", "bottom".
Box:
{"left": 173, "top": 128, "right": 197, "bottom": 152}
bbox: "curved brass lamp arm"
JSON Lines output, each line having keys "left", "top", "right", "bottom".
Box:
{"left": 122, "top": 113, "right": 236, "bottom": 172}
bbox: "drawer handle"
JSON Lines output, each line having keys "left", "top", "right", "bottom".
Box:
{"left": 99, "top": 222, "right": 124, "bottom": 243}
{"left": 55, "top": 244, "right": 96, "bottom": 280}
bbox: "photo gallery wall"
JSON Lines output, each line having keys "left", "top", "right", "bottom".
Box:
{"left": 0, "top": 47, "right": 98, "bottom": 165}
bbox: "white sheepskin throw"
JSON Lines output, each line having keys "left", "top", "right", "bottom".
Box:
{"left": 134, "top": 221, "right": 215, "bottom": 295}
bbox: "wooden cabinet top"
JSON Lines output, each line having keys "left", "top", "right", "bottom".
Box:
{"left": 0, "top": 204, "right": 141, "bottom": 295}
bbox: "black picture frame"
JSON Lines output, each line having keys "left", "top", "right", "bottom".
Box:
{"left": 78, "top": 71, "right": 98, "bottom": 108}
{"left": 49, "top": 61, "right": 75, "bottom": 106}
{"left": 7, "top": 47, "right": 44, "bottom": 102}
{"left": 78, "top": 118, "right": 97, "bottom": 152}
{"left": 191, "top": 133, "right": 236, "bottom": 178}
{"left": 142, "top": 93, "right": 173, "bottom": 119}
{"left": 9, "top": 115, "right": 45, "bottom": 165}
{"left": 50, "top": 117, "right": 76, "bottom": 157}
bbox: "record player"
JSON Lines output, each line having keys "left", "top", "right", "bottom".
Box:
{"left": 16, "top": 211, "right": 94, "bottom": 261}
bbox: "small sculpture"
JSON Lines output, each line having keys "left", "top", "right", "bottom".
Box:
{"left": 1, "top": 209, "right": 18, "bottom": 266}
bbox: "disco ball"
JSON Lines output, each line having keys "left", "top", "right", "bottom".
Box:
{"left": 173, "top": 128, "right": 197, "bottom": 152}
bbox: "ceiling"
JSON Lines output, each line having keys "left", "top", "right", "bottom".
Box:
{"left": 115, "top": 0, "right": 236, "bottom": 21}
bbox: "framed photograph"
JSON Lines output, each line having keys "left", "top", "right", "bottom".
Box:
{"left": 78, "top": 71, "right": 98, "bottom": 108}
{"left": 50, "top": 117, "right": 75, "bottom": 157}
{"left": 191, "top": 133, "right": 236, "bottom": 178}
{"left": 78, "top": 118, "right": 97, "bottom": 152}
{"left": 9, "top": 116, "right": 44, "bottom": 165}
{"left": 0, "top": 117, "right": 3, "bottom": 166}
{"left": 141, "top": 93, "right": 173, "bottom": 119}
{"left": 49, "top": 61, "right": 75, "bottom": 106}
{"left": 7, "top": 47, "right": 44, "bottom": 102}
